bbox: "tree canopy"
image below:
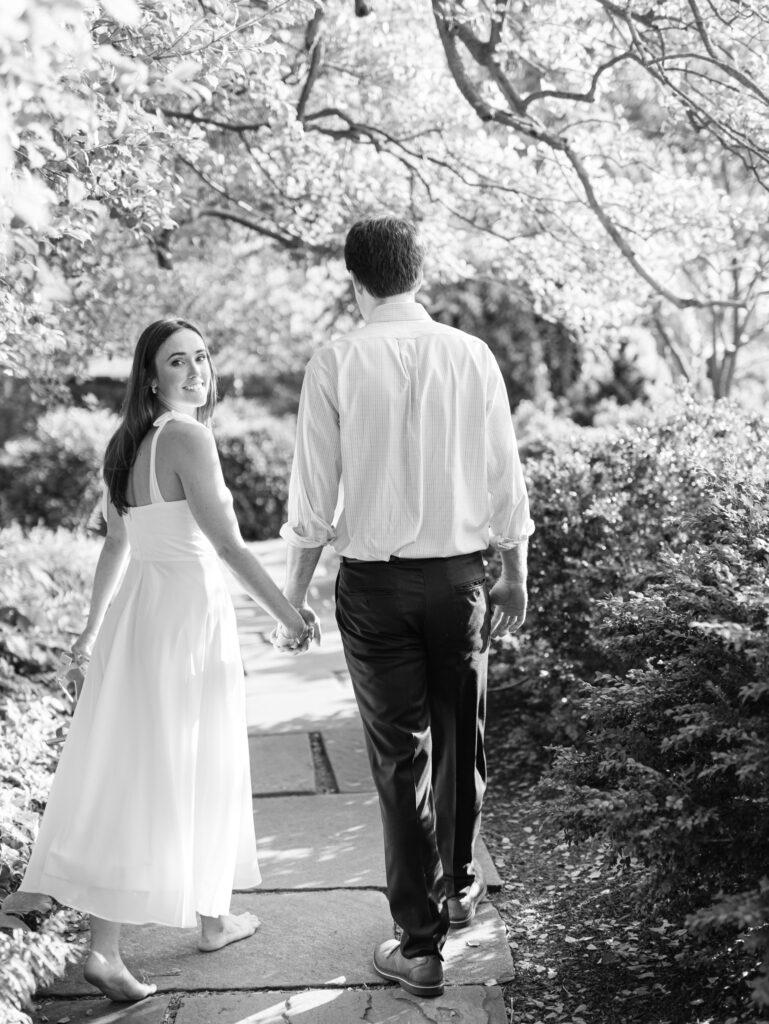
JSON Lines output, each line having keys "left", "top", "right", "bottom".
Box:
{"left": 2, "top": 0, "right": 768, "bottom": 401}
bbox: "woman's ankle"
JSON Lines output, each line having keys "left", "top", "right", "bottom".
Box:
{"left": 86, "top": 948, "right": 122, "bottom": 970}
{"left": 197, "top": 913, "right": 223, "bottom": 938}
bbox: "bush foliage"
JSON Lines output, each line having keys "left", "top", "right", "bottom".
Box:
{"left": 0, "top": 407, "right": 117, "bottom": 532}
{"left": 516, "top": 393, "right": 769, "bottom": 1008}
{"left": 214, "top": 398, "right": 296, "bottom": 541}
{"left": 0, "top": 527, "right": 97, "bottom": 1020}
{"left": 521, "top": 395, "right": 766, "bottom": 660}
{"left": 0, "top": 400, "right": 295, "bottom": 541}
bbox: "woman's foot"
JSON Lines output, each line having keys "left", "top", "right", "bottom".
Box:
{"left": 83, "top": 952, "right": 157, "bottom": 1002}
{"left": 198, "top": 911, "right": 261, "bottom": 952}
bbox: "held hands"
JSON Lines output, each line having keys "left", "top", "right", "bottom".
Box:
{"left": 56, "top": 632, "right": 95, "bottom": 704}
{"left": 270, "top": 604, "right": 322, "bottom": 656}
{"left": 488, "top": 578, "right": 528, "bottom": 638}
{"left": 71, "top": 631, "right": 95, "bottom": 665}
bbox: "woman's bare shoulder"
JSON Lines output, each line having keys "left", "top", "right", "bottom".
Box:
{"left": 158, "top": 418, "right": 214, "bottom": 458}
{"left": 161, "top": 417, "right": 210, "bottom": 438}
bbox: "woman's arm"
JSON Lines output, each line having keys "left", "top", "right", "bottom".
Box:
{"left": 170, "top": 423, "right": 307, "bottom": 640}
{"left": 71, "top": 499, "right": 130, "bottom": 661}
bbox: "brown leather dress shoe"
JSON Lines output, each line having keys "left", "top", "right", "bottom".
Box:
{"left": 373, "top": 939, "right": 444, "bottom": 997}
{"left": 447, "top": 874, "right": 487, "bottom": 928}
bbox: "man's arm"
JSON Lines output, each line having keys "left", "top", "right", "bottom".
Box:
{"left": 277, "top": 353, "right": 342, "bottom": 648}
{"left": 489, "top": 542, "right": 528, "bottom": 637}
{"left": 485, "top": 353, "right": 533, "bottom": 636}
{"left": 284, "top": 543, "right": 324, "bottom": 625}
{"left": 271, "top": 544, "right": 325, "bottom": 650}
{"left": 284, "top": 544, "right": 324, "bottom": 606}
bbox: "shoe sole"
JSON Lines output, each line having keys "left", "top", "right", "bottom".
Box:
{"left": 373, "top": 958, "right": 444, "bottom": 998}
{"left": 448, "top": 883, "right": 488, "bottom": 929}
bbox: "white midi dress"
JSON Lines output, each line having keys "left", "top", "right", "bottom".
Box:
{"left": 20, "top": 410, "right": 260, "bottom": 927}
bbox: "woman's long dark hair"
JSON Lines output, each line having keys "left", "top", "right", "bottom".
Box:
{"left": 103, "top": 318, "right": 217, "bottom": 514}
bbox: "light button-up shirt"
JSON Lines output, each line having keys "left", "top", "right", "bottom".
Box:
{"left": 280, "top": 301, "right": 534, "bottom": 559}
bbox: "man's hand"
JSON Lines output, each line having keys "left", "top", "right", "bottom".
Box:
{"left": 270, "top": 621, "right": 313, "bottom": 656}
{"left": 269, "top": 603, "right": 322, "bottom": 655}
{"left": 488, "top": 579, "right": 527, "bottom": 638}
{"left": 298, "top": 604, "right": 322, "bottom": 647}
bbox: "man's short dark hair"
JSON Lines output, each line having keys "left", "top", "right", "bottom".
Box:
{"left": 344, "top": 217, "right": 425, "bottom": 298}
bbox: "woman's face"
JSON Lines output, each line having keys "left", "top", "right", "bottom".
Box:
{"left": 152, "top": 329, "right": 212, "bottom": 412}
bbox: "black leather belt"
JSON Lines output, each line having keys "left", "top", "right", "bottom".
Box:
{"left": 341, "top": 555, "right": 393, "bottom": 563}
{"left": 341, "top": 553, "right": 482, "bottom": 565}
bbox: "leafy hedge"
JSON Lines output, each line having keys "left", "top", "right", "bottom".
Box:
{"left": 213, "top": 398, "right": 296, "bottom": 541}
{"left": 0, "top": 406, "right": 117, "bottom": 532}
{"left": 521, "top": 394, "right": 766, "bottom": 663}
{"left": 0, "top": 400, "right": 295, "bottom": 541}
{"left": 0, "top": 526, "right": 98, "bottom": 1020}
{"left": 509, "top": 393, "right": 769, "bottom": 1009}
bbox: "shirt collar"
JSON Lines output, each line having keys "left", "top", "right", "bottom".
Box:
{"left": 367, "top": 302, "right": 432, "bottom": 324}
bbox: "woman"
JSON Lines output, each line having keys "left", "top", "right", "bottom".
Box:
{"left": 20, "top": 318, "right": 311, "bottom": 1002}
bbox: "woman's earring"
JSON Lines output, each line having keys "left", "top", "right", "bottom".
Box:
{"left": 151, "top": 384, "right": 158, "bottom": 394}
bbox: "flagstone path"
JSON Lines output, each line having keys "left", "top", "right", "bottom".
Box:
{"left": 33, "top": 540, "right": 513, "bottom": 1024}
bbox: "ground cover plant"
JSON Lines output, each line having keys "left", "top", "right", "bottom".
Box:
{"left": 542, "top": 467, "right": 769, "bottom": 1009}
{"left": 485, "top": 393, "right": 769, "bottom": 1019}
{"left": 0, "top": 526, "right": 98, "bottom": 1021}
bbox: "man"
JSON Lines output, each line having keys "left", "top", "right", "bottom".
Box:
{"left": 274, "top": 216, "right": 533, "bottom": 998}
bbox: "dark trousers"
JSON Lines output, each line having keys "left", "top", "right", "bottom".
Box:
{"left": 335, "top": 552, "right": 490, "bottom": 958}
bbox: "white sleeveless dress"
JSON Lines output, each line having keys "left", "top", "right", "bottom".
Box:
{"left": 20, "top": 410, "right": 260, "bottom": 927}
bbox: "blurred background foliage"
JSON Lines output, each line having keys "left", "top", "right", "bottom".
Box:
{"left": 2, "top": 0, "right": 769, "bottom": 413}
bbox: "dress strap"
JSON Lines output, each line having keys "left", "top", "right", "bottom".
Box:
{"left": 149, "top": 409, "right": 201, "bottom": 504}
{"left": 149, "top": 413, "right": 172, "bottom": 503}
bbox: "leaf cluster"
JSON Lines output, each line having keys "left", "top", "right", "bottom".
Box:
{"left": 0, "top": 406, "right": 117, "bottom": 532}
{"left": 214, "top": 398, "right": 297, "bottom": 541}
{"left": 0, "top": 527, "right": 97, "bottom": 1020}
{"left": 523, "top": 391, "right": 767, "bottom": 660}
{"left": 514, "top": 392, "right": 769, "bottom": 1007}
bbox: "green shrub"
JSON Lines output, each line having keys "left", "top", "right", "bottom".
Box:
{"left": 0, "top": 524, "right": 97, "bottom": 889}
{"left": 0, "top": 525, "right": 98, "bottom": 686}
{"left": 0, "top": 918, "right": 80, "bottom": 1023}
{"left": 529, "top": 401, "right": 769, "bottom": 1008}
{"left": 0, "top": 527, "right": 97, "bottom": 1016}
{"left": 0, "top": 406, "right": 116, "bottom": 532}
{"left": 214, "top": 398, "right": 296, "bottom": 541}
{"left": 521, "top": 391, "right": 768, "bottom": 664}
{"left": 0, "top": 398, "right": 297, "bottom": 541}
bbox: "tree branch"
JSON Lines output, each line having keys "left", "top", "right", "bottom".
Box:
{"left": 523, "top": 53, "right": 635, "bottom": 110}
{"left": 432, "top": 0, "right": 750, "bottom": 311}
{"left": 157, "top": 107, "right": 269, "bottom": 133}
{"left": 303, "top": 107, "right": 536, "bottom": 196}
{"left": 197, "top": 207, "right": 307, "bottom": 248}
{"left": 593, "top": 0, "right": 660, "bottom": 29}
{"left": 432, "top": 10, "right": 554, "bottom": 138}
{"left": 562, "top": 143, "right": 733, "bottom": 310}
{"left": 488, "top": 0, "right": 506, "bottom": 51}
{"left": 297, "top": 8, "right": 326, "bottom": 121}
{"left": 619, "top": 5, "right": 769, "bottom": 110}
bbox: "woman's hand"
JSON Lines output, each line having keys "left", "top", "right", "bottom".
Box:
{"left": 270, "top": 604, "right": 321, "bottom": 656}
{"left": 71, "top": 631, "right": 96, "bottom": 665}
{"left": 57, "top": 631, "right": 95, "bottom": 704}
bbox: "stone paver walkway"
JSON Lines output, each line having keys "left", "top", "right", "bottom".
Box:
{"left": 34, "top": 540, "right": 512, "bottom": 1024}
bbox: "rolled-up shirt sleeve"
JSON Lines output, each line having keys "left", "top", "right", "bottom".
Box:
{"left": 485, "top": 355, "right": 535, "bottom": 548}
{"left": 280, "top": 351, "right": 342, "bottom": 549}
